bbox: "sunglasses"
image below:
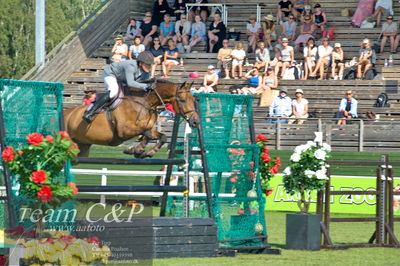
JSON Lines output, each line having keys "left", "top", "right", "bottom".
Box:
{"left": 387, "top": 18, "right": 393, "bottom": 20}
{"left": 154, "top": 39, "right": 160, "bottom": 42}
{"left": 346, "top": 93, "right": 352, "bottom": 95}
{"left": 182, "top": 17, "right": 186, "bottom": 19}
{"left": 146, "top": 15, "right": 151, "bottom": 17}
{"left": 289, "top": 17, "right": 294, "bottom": 19}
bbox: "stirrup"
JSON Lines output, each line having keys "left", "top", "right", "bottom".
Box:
{"left": 82, "top": 111, "right": 94, "bottom": 123}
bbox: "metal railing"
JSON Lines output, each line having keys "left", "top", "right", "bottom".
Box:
{"left": 186, "top": 3, "right": 227, "bottom": 25}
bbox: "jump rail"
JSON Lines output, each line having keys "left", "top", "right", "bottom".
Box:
{"left": 77, "top": 185, "right": 187, "bottom": 193}
{"left": 74, "top": 157, "right": 186, "bottom": 165}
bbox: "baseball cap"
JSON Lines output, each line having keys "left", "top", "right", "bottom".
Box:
{"left": 295, "top": 89, "right": 304, "bottom": 94}
{"left": 208, "top": 65, "right": 215, "bottom": 70}
{"left": 334, "top": 43, "right": 341, "bottom": 48}
{"left": 282, "top": 37, "right": 289, "bottom": 43}
{"left": 363, "top": 38, "right": 370, "bottom": 44}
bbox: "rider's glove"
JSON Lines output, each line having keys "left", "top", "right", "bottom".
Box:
{"left": 145, "top": 82, "right": 156, "bottom": 91}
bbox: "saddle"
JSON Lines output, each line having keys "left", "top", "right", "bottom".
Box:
{"left": 94, "top": 88, "right": 125, "bottom": 114}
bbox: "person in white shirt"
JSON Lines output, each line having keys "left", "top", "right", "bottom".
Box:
{"left": 310, "top": 37, "right": 333, "bottom": 80}
{"left": 268, "top": 87, "right": 292, "bottom": 124}
{"left": 303, "top": 38, "right": 317, "bottom": 80}
{"left": 254, "top": 41, "right": 270, "bottom": 70}
{"left": 246, "top": 15, "right": 261, "bottom": 53}
{"left": 288, "top": 89, "right": 309, "bottom": 124}
{"left": 275, "top": 37, "right": 294, "bottom": 78}
{"left": 231, "top": 42, "right": 246, "bottom": 79}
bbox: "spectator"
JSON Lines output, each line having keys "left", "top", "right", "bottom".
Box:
{"left": 125, "top": 18, "right": 141, "bottom": 43}
{"left": 292, "top": 0, "right": 306, "bottom": 20}
{"left": 310, "top": 37, "right": 332, "bottom": 80}
{"left": 128, "top": 36, "right": 145, "bottom": 60}
{"left": 139, "top": 12, "right": 158, "bottom": 47}
{"left": 174, "top": 14, "right": 191, "bottom": 51}
{"left": 294, "top": 15, "right": 316, "bottom": 51}
{"left": 147, "top": 37, "right": 165, "bottom": 78}
{"left": 269, "top": 36, "right": 283, "bottom": 69}
{"left": 160, "top": 14, "right": 175, "bottom": 46}
{"left": 282, "top": 15, "right": 297, "bottom": 42}
{"left": 153, "top": 0, "right": 171, "bottom": 26}
{"left": 262, "top": 15, "right": 277, "bottom": 50}
{"left": 197, "top": 65, "right": 219, "bottom": 93}
{"left": 173, "top": 0, "right": 188, "bottom": 21}
{"left": 300, "top": 5, "right": 313, "bottom": 23}
{"left": 313, "top": 3, "right": 327, "bottom": 33}
{"left": 189, "top": 0, "right": 210, "bottom": 22}
{"left": 259, "top": 66, "right": 279, "bottom": 107}
{"left": 231, "top": 42, "right": 246, "bottom": 79}
{"left": 303, "top": 37, "right": 317, "bottom": 80}
{"left": 82, "top": 89, "right": 97, "bottom": 106}
{"left": 241, "top": 68, "right": 263, "bottom": 94}
{"left": 336, "top": 90, "right": 358, "bottom": 125}
{"left": 331, "top": 43, "right": 344, "bottom": 80}
{"left": 380, "top": 16, "right": 397, "bottom": 54}
{"left": 189, "top": 15, "right": 207, "bottom": 51}
{"left": 277, "top": 0, "right": 293, "bottom": 24}
{"left": 254, "top": 41, "right": 270, "bottom": 71}
{"left": 351, "top": 0, "right": 374, "bottom": 28}
{"left": 208, "top": 13, "right": 227, "bottom": 53}
{"left": 275, "top": 37, "right": 294, "bottom": 78}
{"left": 159, "top": 103, "right": 176, "bottom": 121}
{"left": 246, "top": 15, "right": 261, "bottom": 53}
{"left": 357, "top": 38, "right": 375, "bottom": 79}
{"left": 111, "top": 35, "right": 128, "bottom": 62}
{"left": 373, "top": 0, "right": 394, "bottom": 27}
{"left": 216, "top": 39, "right": 232, "bottom": 79}
{"left": 288, "top": 89, "right": 308, "bottom": 124}
{"left": 268, "top": 87, "right": 292, "bottom": 124}
{"left": 162, "top": 39, "right": 179, "bottom": 78}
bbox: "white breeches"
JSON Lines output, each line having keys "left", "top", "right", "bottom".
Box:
{"left": 103, "top": 72, "right": 119, "bottom": 98}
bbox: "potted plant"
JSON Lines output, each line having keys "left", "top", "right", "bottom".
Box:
{"left": 282, "top": 140, "right": 331, "bottom": 250}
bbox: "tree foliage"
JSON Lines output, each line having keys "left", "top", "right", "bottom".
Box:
{"left": 0, "top": 0, "right": 101, "bottom": 79}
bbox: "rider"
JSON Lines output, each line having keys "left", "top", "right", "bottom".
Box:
{"left": 83, "top": 51, "right": 156, "bottom": 123}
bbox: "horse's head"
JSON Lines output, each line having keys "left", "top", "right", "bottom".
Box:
{"left": 174, "top": 82, "right": 200, "bottom": 128}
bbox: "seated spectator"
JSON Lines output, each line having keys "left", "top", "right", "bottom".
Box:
{"left": 303, "top": 38, "right": 317, "bottom": 80}
{"left": 281, "top": 15, "right": 297, "bottom": 42}
{"left": 373, "top": 0, "right": 394, "bottom": 27}
{"left": 246, "top": 15, "right": 261, "bottom": 53}
{"left": 82, "top": 89, "right": 97, "bottom": 106}
{"left": 313, "top": 3, "right": 327, "bottom": 33}
{"left": 268, "top": 87, "right": 292, "bottom": 124}
{"left": 275, "top": 38, "right": 294, "bottom": 78}
{"left": 139, "top": 12, "right": 158, "bottom": 47}
{"left": 231, "top": 42, "right": 246, "bottom": 79}
{"left": 277, "top": 0, "right": 294, "bottom": 24}
{"left": 294, "top": 15, "right": 316, "bottom": 51}
{"left": 188, "top": 15, "right": 207, "bottom": 51}
{"left": 254, "top": 41, "right": 270, "bottom": 71}
{"left": 111, "top": 35, "right": 128, "bottom": 62}
{"left": 331, "top": 43, "right": 344, "bottom": 80}
{"left": 160, "top": 14, "right": 175, "bottom": 46}
{"left": 351, "top": 0, "right": 374, "bottom": 28}
{"left": 262, "top": 15, "right": 277, "bottom": 50}
{"left": 147, "top": 37, "right": 165, "bottom": 78}
{"left": 153, "top": 0, "right": 171, "bottom": 26}
{"left": 268, "top": 37, "right": 283, "bottom": 69}
{"left": 336, "top": 90, "right": 358, "bottom": 125}
{"left": 216, "top": 39, "right": 232, "bottom": 79}
{"left": 197, "top": 65, "right": 218, "bottom": 93}
{"left": 259, "top": 66, "right": 279, "bottom": 107}
{"left": 173, "top": 0, "right": 188, "bottom": 21}
{"left": 125, "top": 18, "right": 141, "bottom": 43}
{"left": 128, "top": 36, "right": 145, "bottom": 59}
{"left": 300, "top": 5, "right": 313, "bottom": 23}
{"left": 288, "top": 89, "right": 309, "bottom": 124}
{"left": 208, "top": 13, "right": 227, "bottom": 53}
{"left": 357, "top": 38, "right": 375, "bottom": 79}
{"left": 310, "top": 37, "right": 332, "bottom": 80}
{"left": 241, "top": 68, "right": 264, "bottom": 94}
{"left": 189, "top": 0, "right": 210, "bottom": 23}
{"left": 380, "top": 16, "right": 397, "bottom": 54}
{"left": 159, "top": 103, "right": 176, "bottom": 121}
{"left": 162, "top": 39, "right": 179, "bottom": 78}
{"left": 174, "top": 14, "right": 191, "bottom": 51}
{"left": 292, "top": 0, "right": 306, "bottom": 20}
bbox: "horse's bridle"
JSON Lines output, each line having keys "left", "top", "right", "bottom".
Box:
{"left": 175, "top": 84, "right": 196, "bottom": 122}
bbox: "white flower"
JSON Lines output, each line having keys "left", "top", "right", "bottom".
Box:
{"left": 283, "top": 167, "right": 291, "bottom": 175}
{"left": 290, "top": 152, "right": 301, "bottom": 162}
{"left": 322, "top": 143, "right": 332, "bottom": 152}
{"left": 307, "top": 141, "right": 316, "bottom": 147}
{"left": 295, "top": 144, "right": 308, "bottom": 154}
{"left": 315, "top": 169, "right": 328, "bottom": 180}
{"left": 304, "top": 170, "right": 315, "bottom": 178}
{"left": 314, "top": 149, "right": 327, "bottom": 160}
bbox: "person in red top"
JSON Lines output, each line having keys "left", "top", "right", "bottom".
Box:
{"left": 82, "top": 89, "right": 97, "bottom": 106}
{"left": 160, "top": 103, "right": 176, "bottom": 121}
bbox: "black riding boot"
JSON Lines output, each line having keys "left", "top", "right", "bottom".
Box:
{"left": 82, "top": 92, "right": 110, "bottom": 123}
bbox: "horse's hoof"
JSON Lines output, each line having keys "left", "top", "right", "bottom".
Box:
{"left": 138, "top": 152, "right": 154, "bottom": 159}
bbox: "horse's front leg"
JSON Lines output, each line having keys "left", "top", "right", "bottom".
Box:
{"left": 123, "top": 135, "right": 149, "bottom": 157}
{"left": 139, "top": 128, "right": 167, "bottom": 158}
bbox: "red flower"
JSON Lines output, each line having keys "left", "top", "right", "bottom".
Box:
{"left": 256, "top": 134, "right": 267, "bottom": 142}
{"left": 249, "top": 161, "right": 254, "bottom": 169}
{"left": 263, "top": 146, "right": 269, "bottom": 153}
{"left": 68, "top": 182, "right": 78, "bottom": 195}
{"left": 59, "top": 235, "right": 75, "bottom": 245}
{"left": 86, "top": 236, "right": 100, "bottom": 244}
{"left": 269, "top": 165, "right": 279, "bottom": 175}
{"left": 261, "top": 153, "right": 271, "bottom": 163}
{"left": 2, "top": 146, "right": 15, "bottom": 161}
{"left": 27, "top": 133, "right": 44, "bottom": 146}
{"left": 5, "top": 225, "right": 25, "bottom": 235}
{"left": 247, "top": 171, "right": 255, "bottom": 180}
{"left": 266, "top": 189, "right": 274, "bottom": 196}
{"left": 237, "top": 209, "right": 245, "bottom": 215}
{"left": 275, "top": 157, "right": 282, "bottom": 167}
{"left": 17, "top": 150, "right": 24, "bottom": 155}
{"left": 229, "top": 176, "right": 238, "bottom": 183}
{"left": 45, "top": 135, "right": 54, "bottom": 143}
{"left": 38, "top": 186, "right": 53, "bottom": 202}
{"left": 59, "top": 131, "right": 70, "bottom": 140}
{"left": 31, "top": 170, "right": 47, "bottom": 184}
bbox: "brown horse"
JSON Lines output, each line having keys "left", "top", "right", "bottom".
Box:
{"left": 64, "top": 80, "right": 199, "bottom": 158}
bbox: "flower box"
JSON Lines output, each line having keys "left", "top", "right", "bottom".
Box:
{"left": 286, "top": 213, "right": 321, "bottom": 250}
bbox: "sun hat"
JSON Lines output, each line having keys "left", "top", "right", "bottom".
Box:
{"left": 295, "top": 89, "right": 304, "bottom": 94}
{"left": 189, "top": 72, "right": 200, "bottom": 79}
{"left": 334, "top": 43, "right": 341, "bottom": 48}
{"left": 114, "top": 35, "right": 123, "bottom": 40}
{"left": 264, "top": 14, "right": 274, "bottom": 21}
{"left": 280, "top": 87, "right": 288, "bottom": 93}
{"left": 282, "top": 37, "right": 289, "bottom": 43}
{"left": 208, "top": 65, "right": 215, "bottom": 70}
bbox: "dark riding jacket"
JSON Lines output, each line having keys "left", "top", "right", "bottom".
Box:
{"left": 103, "top": 60, "right": 148, "bottom": 90}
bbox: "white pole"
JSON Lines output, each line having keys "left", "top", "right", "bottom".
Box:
{"left": 35, "top": 0, "right": 46, "bottom": 68}
{"left": 100, "top": 167, "right": 107, "bottom": 204}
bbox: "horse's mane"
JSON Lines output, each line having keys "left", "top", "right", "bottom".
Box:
{"left": 155, "top": 79, "right": 177, "bottom": 85}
